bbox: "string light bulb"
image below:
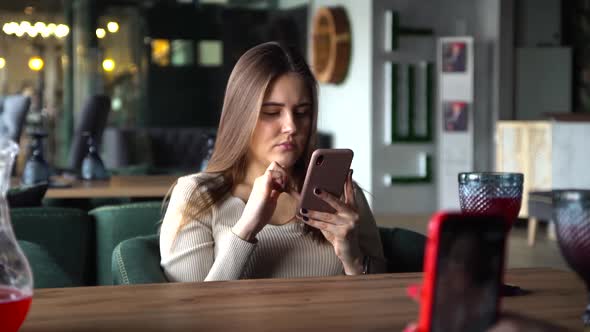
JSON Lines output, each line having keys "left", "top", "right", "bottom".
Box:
{"left": 54, "top": 24, "right": 69, "bottom": 38}
{"left": 2, "top": 23, "right": 16, "bottom": 35}
{"left": 107, "top": 21, "right": 119, "bottom": 33}
{"left": 34, "top": 22, "right": 46, "bottom": 38}
{"left": 102, "top": 58, "right": 115, "bottom": 72}
{"left": 28, "top": 56, "right": 44, "bottom": 71}
{"left": 47, "top": 23, "right": 56, "bottom": 35}
{"left": 96, "top": 28, "right": 106, "bottom": 39}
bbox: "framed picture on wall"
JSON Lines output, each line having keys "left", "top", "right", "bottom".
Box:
{"left": 443, "top": 101, "right": 468, "bottom": 132}
{"left": 442, "top": 41, "right": 467, "bottom": 73}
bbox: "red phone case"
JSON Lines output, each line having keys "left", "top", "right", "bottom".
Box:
{"left": 299, "top": 149, "right": 353, "bottom": 214}
{"left": 417, "top": 212, "right": 507, "bottom": 332}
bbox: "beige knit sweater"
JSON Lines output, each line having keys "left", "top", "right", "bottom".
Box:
{"left": 160, "top": 173, "right": 386, "bottom": 282}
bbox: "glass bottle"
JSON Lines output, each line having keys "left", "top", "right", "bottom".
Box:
{"left": 81, "top": 132, "right": 110, "bottom": 181}
{"left": 0, "top": 137, "right": 34, "bottom": 332}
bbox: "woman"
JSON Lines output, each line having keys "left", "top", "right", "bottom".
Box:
{"left": 159, "top": 41, "right": 386, "bottom": 282}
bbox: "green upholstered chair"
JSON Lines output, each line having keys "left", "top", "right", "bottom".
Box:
{"left": 112, "top": 234, "right": 167, "bottom": 285}
{"left": 11, "top": 207, "right": 95, "bottom": 286}
{"left": 19, "top": 240, "right": 74, "bottom": 288}
{"left": 111, "top": 226, "right": 426, "bottom": 286}
{"left": 378, "top": 226, "right": 426, "bottom": 273}
{"left": 89, "top": 201, "right": 164, "bottom": 285}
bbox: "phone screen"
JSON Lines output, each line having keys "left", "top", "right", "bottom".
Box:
{"left": 430, "top": 217, "right": 506, "bottom": 332}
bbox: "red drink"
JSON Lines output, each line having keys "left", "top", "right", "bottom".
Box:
{"left": 0, "top": 286, "right": 32, "bottom": 332}
{"left": 461, "top": 196, "right": 522, "bottom": 226}
{"left": 482, "top": 196, "right": 522, "bottom": 225}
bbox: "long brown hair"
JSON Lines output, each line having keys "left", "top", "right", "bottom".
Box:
{"left": 173, "top": 41, "right": 323, "bottom": 241}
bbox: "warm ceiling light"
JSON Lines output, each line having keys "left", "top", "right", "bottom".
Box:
{"left": 54, "top": 24, "right": 69, "bottom": 38}
{"left": 0, "top": 57, "right": 5, "bottom": 69}
{"left": 28, "top": 56, "right": 44, "bottom": 71}
{"left": 3, "top": 21, "right": 70, "bottom": 39}
{"left": 96, "top": 28, "right": 106, "bottom": 39}
{"left": 107, "top": 21, "right": 119, "bottom": 33}
{"left": 102, "top": 58, "right": 115, "bottom": 72}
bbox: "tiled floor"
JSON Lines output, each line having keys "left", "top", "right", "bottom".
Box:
{"left": 375, "top": 214, "right": 570, "bottom": 271}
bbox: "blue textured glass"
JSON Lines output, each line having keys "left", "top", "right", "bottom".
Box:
{"left": 458, "top": 172, "right": 526, "bottom": 298}
{"left": 458, "top": 172, "right": 523, "bottom": 223}
{"left": 553, "top": 190, "right": 590, "bottom": 326}
{"left": 21, "top": 132, "right": 50, "bottom": 186}
{"left": 81, "top": 134, "right": 110, "bottom": 181}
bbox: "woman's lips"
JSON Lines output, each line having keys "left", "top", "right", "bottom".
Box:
{"left": 276, "top": 142, "right": 295, "bottom": 150}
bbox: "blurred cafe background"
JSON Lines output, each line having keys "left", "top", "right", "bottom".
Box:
{"left": 0, "top": 0, "right": 588, "bottom": 271}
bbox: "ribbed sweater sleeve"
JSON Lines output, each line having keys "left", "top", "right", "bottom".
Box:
{"left": 160, "top": 175, "right": 256, "bottom": 282}
{"left": 204, "top": 228, "right": 256, "bottom": 281}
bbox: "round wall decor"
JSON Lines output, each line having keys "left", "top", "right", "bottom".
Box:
{"left": 311, "top": 6, "right": 351, "bottom": 84}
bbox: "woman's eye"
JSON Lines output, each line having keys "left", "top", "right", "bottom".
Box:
{"left": 295, "top": 108, "right": 310, "bottom": 117}
{"left": 262, "top": 110, "right": 280, "bottom": 116}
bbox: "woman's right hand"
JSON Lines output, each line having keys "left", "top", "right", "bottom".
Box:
{"left": 231, "top": 161, "right": 291, "bottom": 242}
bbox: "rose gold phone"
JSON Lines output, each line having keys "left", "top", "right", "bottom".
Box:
{"left": 298, "top": 149, "right": 353, "bottom": 214}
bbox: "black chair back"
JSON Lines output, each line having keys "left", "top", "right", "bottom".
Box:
{"left": 69, "top": 95, "right": 111, "bottom": 170}
{"left": 1, "top": 95, "right": 31, "bottom": 143}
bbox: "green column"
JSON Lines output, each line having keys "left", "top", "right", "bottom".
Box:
{"left": 72, "top": 0, "right": 101, "bottom": 122}
{"left": 57, "top": 0, "right": 74, "bottom": 168}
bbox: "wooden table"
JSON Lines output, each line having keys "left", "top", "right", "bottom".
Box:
{"left": 20, "top": 268, "right": 586, "bottom": 332}
{"left": 43, "top": 175, "right": 178, "bottom": 199}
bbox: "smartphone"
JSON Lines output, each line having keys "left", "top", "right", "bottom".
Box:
{"left": 418, "top": 212, "right": 508, "bottom": 332}
{"left": 298, "top": 149, "right": 353, "bottom": 214}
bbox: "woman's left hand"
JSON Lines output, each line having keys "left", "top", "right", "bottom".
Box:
{"left": 296, "top": 170, "right": 364, "bottom": 275}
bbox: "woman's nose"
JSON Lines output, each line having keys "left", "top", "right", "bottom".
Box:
{"left": 281, "top": 111, "right": 297, "bottom": 133}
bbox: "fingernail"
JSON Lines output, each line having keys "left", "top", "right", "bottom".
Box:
{"left": 301, "top": 208, "right": 308, "bottom": 215}
{"left": 314, "top": 188, "right": 321, "bottom": 195}
{"left": 302, "top": 216, "right": 309, "bottom": 222}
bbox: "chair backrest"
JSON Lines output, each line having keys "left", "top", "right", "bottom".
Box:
{"left": 1, "top": 95, "right": 31, "bottom": 143}
{"left": 18, "top": 240, "right": 74, "bottom": 288}
{"left": 89, "top": 201, "right": 164, "bottom": 285}
{"left": 112, "top": 234, "right": 167, "bottom": 285}
{"left": 69, "top": 95, "right": 111, "bottom": 170}
{"left": 11, "top": 207, "right": 95, "bottom": 286}
{"left": 378, "top": 226, "right": 426, "bottom": 273}
{"left": 142, "top": 127, "right": 215, "bottom": 171}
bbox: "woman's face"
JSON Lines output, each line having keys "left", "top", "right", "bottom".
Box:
{"left": 248, "top": 72, "right": 312, "bottom": 171}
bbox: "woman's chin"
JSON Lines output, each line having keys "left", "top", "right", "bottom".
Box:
{"left": 271, "top": 154, "right": 299, "bottom": 169}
